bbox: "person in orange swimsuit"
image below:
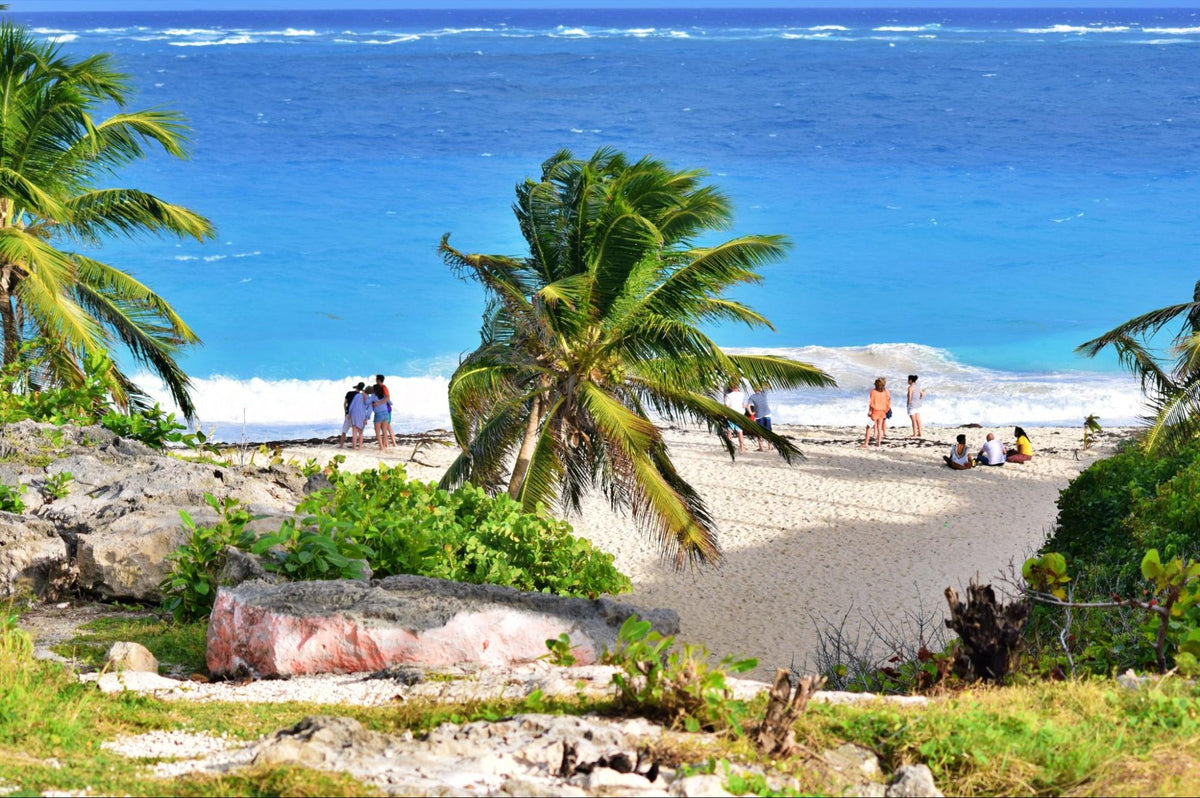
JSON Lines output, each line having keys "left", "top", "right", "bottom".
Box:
{"left": 861, "top": 377, "right": 891, "bottom": 448}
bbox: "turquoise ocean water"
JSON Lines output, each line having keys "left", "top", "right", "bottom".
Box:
{"left": 12, "top": 7, "right": 1200, "bottom": 439}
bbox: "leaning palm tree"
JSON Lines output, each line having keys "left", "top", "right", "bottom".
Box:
{"left": 0, "top": 23, "right": 214, "bottom": 418}
{"left": 440, "top": 148, "right": 835, "bottom": 567}
{"left": 1077, "top": 279, "right": 1200, "bottom": 453}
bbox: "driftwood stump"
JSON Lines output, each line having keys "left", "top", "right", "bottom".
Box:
{"left": 944, "top": 580, "right": 1029, "bottom": 683}
{"left": 752, "top": 668, "right": 825, "bottom": 756}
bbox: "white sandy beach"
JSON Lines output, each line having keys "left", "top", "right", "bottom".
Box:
{"left": 279, "top": 424, "right": 1131, "bottom": 678}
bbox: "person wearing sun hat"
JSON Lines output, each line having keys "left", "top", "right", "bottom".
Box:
{"left": 339, "top": 381, "right": 367, "bottom": 448}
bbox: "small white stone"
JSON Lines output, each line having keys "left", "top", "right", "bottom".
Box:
{"left": 105, "top": 641, "right": 158, "bottom": 674}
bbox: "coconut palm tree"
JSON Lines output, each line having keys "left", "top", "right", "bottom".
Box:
{"left": 1077, "top": 280, "right": 1200, "bottom": 452}
{"left": 0, "top": 23, "right": 214, "bottom": 418}
{"left": 439, "top": 148, "right": 835, "bottom": 567}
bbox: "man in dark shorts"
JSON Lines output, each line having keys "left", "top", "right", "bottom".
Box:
{"left": 747, "top": 383, "right": 773, "bottom": 451}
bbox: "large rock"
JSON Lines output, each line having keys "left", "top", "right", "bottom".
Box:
{"left": 0, "top": 513, "right": 67, "bottom": 599}
{"left": 0, "top": 421, "right": 310, "bottom": 601}
{"left": 207, "top": 575, "right": 680, "bottom": 678}
{"left": 75, "top": 508, "right": 202, "bottom": 602}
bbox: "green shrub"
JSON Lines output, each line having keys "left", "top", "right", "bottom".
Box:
{"left": 252, "top": 516, "right": 370, "bottom": 582}
{"left": 1045, "top": 440, "right": 1200, "bottom": 595}
{"left": 301, "top": 465, "right": 630, "bottom": 598}
{"left": 604, "top": 615, "right": 757, "bottom": 734}
{"left": 160, "top": 496, "right": 257, "bottom": 622}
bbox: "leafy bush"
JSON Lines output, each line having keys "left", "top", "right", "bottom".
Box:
{"left": 252, "top": 516, "right": 370, "bottom": 582}
{"left": 604, "top": 615, "right": 757, "bottom": 734}
{"left": 160, "top": 495, "right": 257, "bottom": 622}
{"left": 1026, "top": 441, "right": 1200, "bottom": 676}
{"left": 300, "top": 466, "right": 630, "bottom": 598}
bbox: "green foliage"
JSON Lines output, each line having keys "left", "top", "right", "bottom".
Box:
{"left": 100, "top": 405, "right": 219, "bottom": 453}
{"left": 160, "top": 495, "right": 258, "bottom": 622}
{"left": 0, "top": 482, "right": 25, "bottom": 514}
{"left": 604, "top": 615, "right": 757, "bottom": 734}
{"left": 300, "top": 465, "right": 630, "bottom": 598}
{"left": 0, "top": 22, "right": 214, "bottom": 418}
{"left": 1022, "top": 553, "right": 1070, "bottom": 600}
{"left": 41, "top": 471, "right": 73, "bottom": 502}
{"left": 251, "top": 517, "right": 369, "bottom": 582}
{"left": 543, "top": 633, "right": 578, "bottom": 667}
{"left": 441, "top": 148, "right": 835, "bottom": 569}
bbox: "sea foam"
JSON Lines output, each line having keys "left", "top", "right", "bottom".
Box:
{"left": 133, "top": 344, "right": 1145, "bottom": 443}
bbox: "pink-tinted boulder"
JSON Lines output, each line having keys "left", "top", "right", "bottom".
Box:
{"left": 206, "top": 574, "right": 679, "bottom": 678}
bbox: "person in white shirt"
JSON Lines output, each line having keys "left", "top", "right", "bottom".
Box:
{"left": 722, "top": 383, "right": 747, "bottom": 454}
{"left": 977, "top": 433, "right": 1007, "bottom": 466}
{"left": 943, "top": 433, "right": 974, "bottom": 469}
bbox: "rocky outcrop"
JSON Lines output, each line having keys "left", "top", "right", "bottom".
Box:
{"left": 0, "top": 512, "right": 67, "bottom": 599}
{"left": 0, "top": 420, "right": 307, "bottom": 602}
{"left": 206, "top": 575, "right": 681, "bottom": 678}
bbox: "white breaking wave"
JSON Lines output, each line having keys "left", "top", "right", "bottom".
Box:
{"left": 170, "top": 35, "right": 256, "bottom": 47}
{"left": 727, "top": 343, "right": 1145, "bottom": 428}
{"left": 136, "top": 373, "right": 452, "bottom": 442}
{"left": 47, "top": 34, "right": 78, "bottom": 43}
{"left": 809, "top": 25, "right": 849, "bottom": 31}
{"left": 1144, "top": 26, "right": 1200, "bottom": 34}
{"left": 1018, "top": 25, "right": 1131, "bottom": 34}
{"left": 133, "top": 343, "right": 1146, "bottom": 442}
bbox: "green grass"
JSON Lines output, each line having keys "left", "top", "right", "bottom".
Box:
{"left": 52, "top": 615, "right": 209, "bottom": 674}
{"left": 14, "top": 613, "right": 1200, "bottom": 797}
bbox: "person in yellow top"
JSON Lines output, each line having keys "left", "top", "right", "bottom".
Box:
{"left": 1006, "top": 426, "right": 1033, "bottom": 463}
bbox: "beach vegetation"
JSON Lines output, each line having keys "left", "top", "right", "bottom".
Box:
{"left": 1078, "top": 279, "right": 1200, "bottom": 454}
{"left": 440, "top": 147, "right": 835, "bottom": 567}
{"left": 162, "top": 466, "right": 630, "bottom": 620}
{"left": 0, "top": 23, "right": 214, "bottom": 420}
{"left": 604, "top": 614, "right": 758, "bottom": 735}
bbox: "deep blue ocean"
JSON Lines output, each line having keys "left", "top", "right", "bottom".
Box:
{"left": 11, "top": 7, "right": 1200, "bottom": 439}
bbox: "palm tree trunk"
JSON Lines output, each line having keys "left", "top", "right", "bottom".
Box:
{"left": 0, "top": 278, "right": 17, "bottom": 369}
{"left": 507, "top": 394, "right": 542, "bottom": 499}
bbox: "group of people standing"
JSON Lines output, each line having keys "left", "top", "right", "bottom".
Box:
{"left": 944, "top": 428, "right": 1034, "bottom": 470}
{"left": 339, "top": 374, "right": 395, "bottom": 450}
{"left": 720, "top": 382, "right": 774, "bottom": 454}
{"left": 861, "top": 374, "right": 925, "bottom": 448}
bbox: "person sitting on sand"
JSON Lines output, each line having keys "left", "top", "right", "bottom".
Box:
{"left": 944, "top": 433, "right": 974, "bottom": 469}
{"left": 339, "top": 381, "right": 366, "bottom": 448}
{"left": 346, "top": 387, "right": 372, "bottom": 450}
{"left": 1006, "top": 426, "right": 1033, "bottom": 463}
{"left": 976, "top": 433, "right": 1007, "bottom": 466}
{"left": 722, "top": 383, "right": 746, "bottom": 454}
{"left": 370, "top": 384, "right": 394, "bottom": 451}
{"left": 861, "top": 377, "right": 891, "bottom": 448}
{"left": 907, "top": 374, "right": 925, "bottom": 438}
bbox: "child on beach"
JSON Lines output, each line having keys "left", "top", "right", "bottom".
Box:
{"left": 861, "top": 377, "right": 891, "bottom": 448}
{"left": 907, "top": 374, "right": 925, "bottom": 438}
